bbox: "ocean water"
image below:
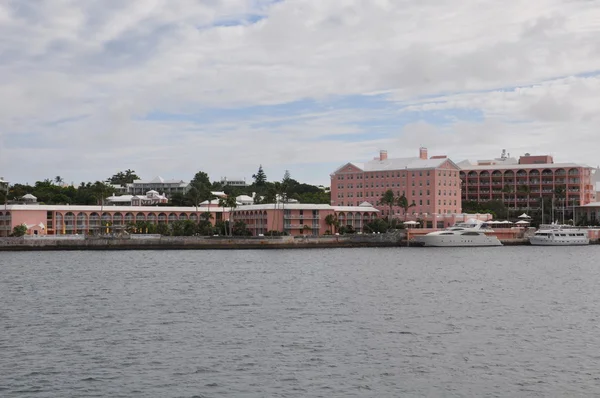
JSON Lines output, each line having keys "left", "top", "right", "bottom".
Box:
{"left": 2, "top": 247, "right": 600, "bottom": 397}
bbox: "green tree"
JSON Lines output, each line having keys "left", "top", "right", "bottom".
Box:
{"left": 252, "top": 165, "right": 267, "bottom": 186}
{"left": 191, "top": 171, "right": 211, "bottom": 187}
{"left": 171, "top": 220, "right": 185, "bottom": 236}
{"left": 396, "top": 194, "right": 416, "bottom": 221}
{"left": 325, "top": 214, "right": 340, "bottom": 235}
{"left": 156, "top": 223, "right": 170, "bottom": 236}
{"left": 187, "top": 182, "right": 211, "bottom": 211}
{"left": 364, "top": 218, "right": 389, "bottom": 233}
{"left": 11, "top": 224, "right": 27, "bottom": 237}
{"left": 108, "top": 169, "right": 140, "bottom": 186}
{"left": 232, "top": 220, "right": 252, "bottom": 236}
{"left": 378, "top": 189, "right": 396, "bottom": 223}
{"left": 502, "top": 184, "right": 514, "bottom": 216}
{"left": 54, "top": 176, "right": 64, "bottom": 185}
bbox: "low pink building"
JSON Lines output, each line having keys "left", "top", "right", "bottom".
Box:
{"left": 0, "top": 205, "right": 226, "bottom": 237}
{"left": 330, "top": 148, "right": 462, "bottom": 227}
{"left": 232, "top": 203, "right": 380, "bottom": 236}
{"left": 0, "top": 203, "right": 380, "bottom": 237}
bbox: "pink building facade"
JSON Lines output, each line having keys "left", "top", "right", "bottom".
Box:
{"left": 0, "top": 203, "right": 379, "bottom": 237}
{"left": 232, "top": 204, "right": 379, "bottom": 236}
{"left": 460, "top": 154, "right": 594, "bottom": 210}
{"left": 330, "top": 148, "right": 462, "bottom": 225}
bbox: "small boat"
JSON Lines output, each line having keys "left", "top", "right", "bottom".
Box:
{"left": 529, "top": 224, "right": 589, "bottom": 246}
{"left": 413, "top": 219, "right": 502, "bottom": 247}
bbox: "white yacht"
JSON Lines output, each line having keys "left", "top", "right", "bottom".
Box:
{"left": 413, "top": 219, "right": 502, "bottom": 247}
{"left": 529, "top": 225, "right": 589, "bottom": 246}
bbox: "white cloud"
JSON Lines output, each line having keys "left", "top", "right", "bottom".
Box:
{"left": 1, "top": 0, "right": 600, "bottom": 185}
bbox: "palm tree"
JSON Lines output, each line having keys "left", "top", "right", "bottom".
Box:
{"left": 225, "top": 195, "right": 238, "bottom": 236}
{"left": 396, "top": 194, "right": 416, "bottom": 222}
{"left": 219, "top": 195, "right": 238, "bottom": 236}
{"left": 517, "top": 185, "right": 531, "bottom": 214}
{"left": 55, "top": 176, "right": 64, "bottom": 186}
{"left": 502, "top": 184, "right": 514, "bottom": 218}
{"left": 302, "top": 224, "right": 311, "bottom": 236}
{"left": 200, "top": 211, "right": 213, "bottom": 222}
{"left": 378, "top": 189, "right": 396, "bottom": 223}
{"left": 324, "top": 214, "right": 339, "bottom": 235}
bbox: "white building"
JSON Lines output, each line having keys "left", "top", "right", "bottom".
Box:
{"left": 128, "top": 176, "right": 189, "bottom": 195}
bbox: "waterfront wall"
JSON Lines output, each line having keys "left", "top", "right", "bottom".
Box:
{"left": 0, "top": 232, "right": 405, "bottom": 251}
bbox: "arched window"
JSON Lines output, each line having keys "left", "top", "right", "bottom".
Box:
{"left": 89, "top": 212, "right": 100, "bottom": 226}
{"left": 136, "top": 213, "right": 146, "bottom": 223}
{"left": 113, "top": 212, "right": 123, "bottom": 225}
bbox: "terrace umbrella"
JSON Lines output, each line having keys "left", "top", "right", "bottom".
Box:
{"left": 518, "top": 213, "right": 531, "bottom": 219}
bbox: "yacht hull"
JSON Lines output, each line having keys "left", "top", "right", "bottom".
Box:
{"left": 414, "top": 235, "right": 502, "bottom": 247}
{"left": 529, "top": 238, "right": 589, "bottom": 246}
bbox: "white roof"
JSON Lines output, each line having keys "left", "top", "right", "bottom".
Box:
{"left": 236, "top": 195, "right": 254, "bottom": 201}
{"left": 231, "top": 203, "right": 379, "bottom": 212}
{"left": 133, "top": 176, "right": 187, "bottom": 185}
{"left": 200, "top": 199, "right": 221, "bottom": 205}
{"left": 580, "top": 201, "right": 600, "bottom": 207}
{"left": 332, "top": 205, "right": 379, "bottom": 212}
{"left": 107, "top": 195, "right": 134, "bottom": 201}
{"left": 459, "top": 162, "right": 591, "bottom": 171}
{"left": 5, "top": 204, "right": 227, "bottom": 212}
{"left": 334, "top": 156, "right": 454, "bottom": 173}
{"left": 22, "top": 194, "right": 37, "bottom": 199}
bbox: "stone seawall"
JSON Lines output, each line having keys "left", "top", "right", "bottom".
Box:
{"left": 0, "top": 233, "right": 405, "bottom": 251}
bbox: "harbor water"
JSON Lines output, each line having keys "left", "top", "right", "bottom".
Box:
{"left": 2, "top": 247, "right": 600, "bottom": 397}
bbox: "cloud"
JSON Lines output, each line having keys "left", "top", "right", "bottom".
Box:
{"left": 1, "top": 0, "right": 600, "bottom": 185}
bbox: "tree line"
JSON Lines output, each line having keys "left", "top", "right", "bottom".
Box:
{"left": 0, "top": 166, "right": 330, "bottom": 206}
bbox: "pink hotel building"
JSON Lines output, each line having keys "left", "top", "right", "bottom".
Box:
{"left": 0, "top": 203, "right": 379, "bottom": 237}
{"left": 459, "top": 153, "right": 594, "bottom": 210}
{"left": 330, "top": 148, "right": 463, "bottom": 228}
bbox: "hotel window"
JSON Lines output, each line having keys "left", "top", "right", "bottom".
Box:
{"left": 419, "top": 171, "right": 422, "bottom": 176}
{"left": 438, "top": 200, "right": 441, "bottom": 205}
{"left": 427, "top": 200, "right": 430, "bottom": 205}
{"left": 427, "top": 190, "right": 430, "bottom": 195}
{"left": 412, "top": 172, "right": 415, "bottom": 178}
{"left": 427, "top": 171, "right": 430, "bottom": 176}
{"left": 419, "top": 190, "right": 422, "bottom": 196}
{"left": 438, "top": 190, "right": 441, "bottom": 195}
{"left": 419, "top": 200, "right": 423, "bottom": 205}
{"left": 412, "top": 190, "right": 415, "bottom": 196}
{"left": 427, "top": 180, "right": 430, "bottom": 186}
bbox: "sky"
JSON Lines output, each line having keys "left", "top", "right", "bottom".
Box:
{"left": 1, "top": 0, "right": 600, "bottom": 187}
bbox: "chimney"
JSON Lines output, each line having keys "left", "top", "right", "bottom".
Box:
{"left": 419, "top": 147, "right": 428, "bottom": 160}
{"left": 379, "top": 150, "right": 388, "bottom": 161}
